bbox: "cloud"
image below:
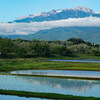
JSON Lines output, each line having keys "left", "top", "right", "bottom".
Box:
{"left": 0, "top": 17, "right": 100, "bottom": 35}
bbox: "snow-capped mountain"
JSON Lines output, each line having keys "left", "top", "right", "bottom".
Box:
{"left": 13, "top": 6, "right": 94, "bottom": 23}
{"left": 1, "top": 6, "right": 100, "bottom": 43}
{"left": 73, "top": 6, "right": 93, "bottom": 14}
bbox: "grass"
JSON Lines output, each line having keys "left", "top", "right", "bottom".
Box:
{"left": 43, "top": 54, "right": 100, "bottom": 60}
{"left": 0, "top": 89, "right": 100, "bottom": 100}
{"left": 1, "top": 57, "right": 100, "bottom": 72}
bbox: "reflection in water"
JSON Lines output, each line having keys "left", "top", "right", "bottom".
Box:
{"left": 0, "top": 95, "right": 48, "bottom": 100}
{"left": 17, "top": 76, "right": 99, "bottom": 93}
{"left": 10, "top": 70, "right": 100, "bottom": 78}
{"left": 10, "top": 71, "right": 48, "bottom": 76}
{"left": 0, "top": 75, "right": 100, "bottom": 97}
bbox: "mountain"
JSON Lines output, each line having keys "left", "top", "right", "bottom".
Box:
{"left": 2, "top": 27, "right": 100, "bottom": 43}
{"left": 93, "top": 14, "right": 100, "bottom": 18}
{"left": 2, "top": 6, "right": 100, "bottom": 43}
{"left": 12, "top": 6, "right": 94, "bottom": 23}
{"left": 19, "top": 27, "right": 100, "bottom": 43}
{"left": 0, "top": 35, "right": 22, "bottom": 39}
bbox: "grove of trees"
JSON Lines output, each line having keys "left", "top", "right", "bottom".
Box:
{"left": 0, "top": 37, "right": 100, "bottom": 58}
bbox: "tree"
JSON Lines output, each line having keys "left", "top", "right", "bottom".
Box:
{"left": 55, "top": 46, "right": 73, "bottom": 56}
{"left": 68, "top": 44, "right": 91, "bottom": 54}
{"left": 92, "top": 50, "right": 100, "bottom": 56}
{"left": 67, "top": 38, "right": 85, "bottom": 44}
{"left": 0, "top": 38, "right": 14, "bottom": 58}
{"left": 16, "top": 47, "right": 27, "bottom": 58}
{"left": 31, "top": 42, "right": 51, "bottom": 57}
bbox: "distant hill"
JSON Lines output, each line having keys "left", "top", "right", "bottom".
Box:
{"left": 12, "top": 6, "right": 94, "bottom": 23}
{"left": 93, "top": 14, "right": 100, "bottom": 18}
{"left": 0, "top": 35, "right": 22, "bottom": 39}
{"left": 19, "top": 27, "right": 100, "bottom": 43}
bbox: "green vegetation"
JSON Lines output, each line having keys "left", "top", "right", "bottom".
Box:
{"left": 1, "top": 37, "right": 100, "bottom": 99}
{"left": 0, "top": 37, "right": 100, "bottom": 72}
{"left": 0, "top": 89, "right": 100, "bottom": 100}
{"left": 1, "top": 58, "right": 100, "bottom": 72}
{"left": 0, "top": 37, "right": 100, "bottom": 59}
{"left": 92, "top": 50, "right": 100, "bottom": 56}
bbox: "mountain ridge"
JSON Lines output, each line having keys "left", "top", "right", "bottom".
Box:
{"left": 2, "top": 6, "right": 100, "bottom": 44}
{"left": 12, "top": 6, "right": 94, "bottom": 23}
{"left": 19, "top": 27, "right": 100, "bottom": 43}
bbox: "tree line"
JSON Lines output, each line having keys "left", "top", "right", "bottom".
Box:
{"left": 0, "top": 37, "right": 100, "bottom": 58}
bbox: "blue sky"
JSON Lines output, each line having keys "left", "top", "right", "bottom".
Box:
{"left": 0, "top": 0, "right": 100, "bottom": 22}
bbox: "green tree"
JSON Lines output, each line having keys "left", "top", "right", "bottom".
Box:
{"left": 55, "top": 46, "right": 73, "bottom": 56}
{"left": 16, "top": 47, "right": 27, "bottom": 58}
{"left": 67, "top": 38, "right": 85, "bottom": 44}
{"left": 0, "top": 38, "right": 14, "bottom": 58}
{"left": 92, "top": 50, "right": 100, "bottom": 56}
{"left": 31, "top": 42, "right": 51, "bottom": 57}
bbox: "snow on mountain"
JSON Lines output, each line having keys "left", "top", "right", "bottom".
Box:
{"left": 29, "top": 6, "right": 94, "bottom": 17}
{"left": 73, "top": 6, "right": 93, "bottom": 13}
{"left": 13, "top": 6, "right": 94, "bottom": 23}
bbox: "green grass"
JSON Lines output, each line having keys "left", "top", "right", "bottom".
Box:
{"left": 52, "top": 54, "right": 100, "bottom": 60}
{"left": 1, "top": 57, "right": 100, "bottom": 72}
{"left": 0, "top": 89, "right": 100, "bottom": 100}
{"left": 33, "top": 54, "right": 100, "bottom": 60}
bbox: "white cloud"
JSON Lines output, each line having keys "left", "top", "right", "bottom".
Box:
{"left": 0, "top": 17, "right": 100, "bottom": 35}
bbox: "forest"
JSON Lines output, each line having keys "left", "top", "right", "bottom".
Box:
{"left": 0, "top": 37, "right": 100, "bottom": 58}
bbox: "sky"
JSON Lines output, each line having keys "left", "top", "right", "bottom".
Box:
{"left": 0, "top": 0, "right": 100, "bottom": 22}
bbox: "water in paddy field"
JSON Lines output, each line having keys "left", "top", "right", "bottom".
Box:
{"left": 0, "top": 75, "right": 100, "bottom": 97}
{"left": 10, "top": 70, "right": 100, "bottom": 78}
{"left": 47, "top": 59, "right": 100, "bottom": 63}
{"left": 0, "top": 95, "right": 48, "bottom": 100}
